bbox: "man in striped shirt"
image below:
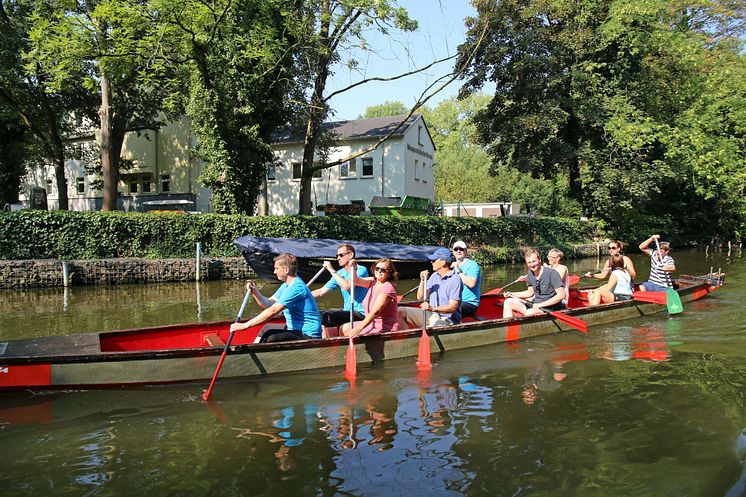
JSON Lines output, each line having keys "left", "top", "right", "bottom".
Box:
{"left": 638, "top": 234, "right": 676, "bottom": 291}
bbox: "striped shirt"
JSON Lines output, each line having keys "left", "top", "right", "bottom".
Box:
{"left": 648, "top": 252, "right": 674, "bottom": 288}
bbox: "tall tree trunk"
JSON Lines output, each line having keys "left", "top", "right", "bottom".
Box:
{"left": 99, "top": 72, "right": 118, "bottom": 211}
{"left": 298, "top": 57, "right": 330, "bottom": 215}
{"left": 37, "top": 76, "right": 68, "bottom": 210}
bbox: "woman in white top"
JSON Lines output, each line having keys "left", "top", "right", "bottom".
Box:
{"left": 588, "top": 255, "right": 633, "bottom": 305}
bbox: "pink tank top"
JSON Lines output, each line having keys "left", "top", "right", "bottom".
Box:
{"left": 360, "top": 281, "right": 399, "bottom": 335}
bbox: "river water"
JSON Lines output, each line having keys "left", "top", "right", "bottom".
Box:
{"left": 1, "top": 250, "right": 745, "bottom": 497}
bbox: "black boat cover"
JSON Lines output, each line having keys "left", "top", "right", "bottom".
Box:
{"left": 234, "top": 236, "right": 444, "bottom": 262}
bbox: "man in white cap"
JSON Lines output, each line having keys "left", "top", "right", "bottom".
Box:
{"left": 398, "top": 247, "right": 463, "bottom": 329}
{"left": 451, "top": 240, "right": 482, "bottom": 318}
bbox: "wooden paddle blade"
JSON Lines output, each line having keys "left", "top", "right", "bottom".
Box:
{"left": 345, "top": 336, "right": 357, "bottom": 378}
{"left": 632, "top": 291, "right": 667, "bottom": 304}
{"left": 416, "top": 329, "right": 432, "bottom": 370}
{"left": 547, "top": 310, "right": 588, "bottom": 334}
{"left": 666, "top": 288, "right": 684, "bottom": 314}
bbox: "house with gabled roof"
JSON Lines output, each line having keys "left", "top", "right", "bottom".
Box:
{"left": 266, "top": 114, "right": 436, "bottom": 215}
{"left": 18, "top": 114, "right": 435, "bottom": 215}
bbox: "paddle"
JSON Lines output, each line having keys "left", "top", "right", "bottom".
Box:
{"left": 345, "top": 267, "right": 357, "bottom": 379}
{"left": 202, "top": 286, "right": 252, "bottom": 401}
{"left": 306, "top": 266, "right": 326, "bottom": 286}
{"left": 417, "top": 288, "right": 432, "bottom": 370}
{"left": 654, "top": 239, "right": 683, "bottom": 314}
{"left": 516, "top": 297, "right": 588, "bottom": 334}
{"left": 484, "top": 277, "right": 523, "bottom": 296}
{"left": 397, "top": 283, "right": 420, "bottom": 302}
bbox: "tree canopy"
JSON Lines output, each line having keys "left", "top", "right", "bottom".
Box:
{"left": 458, "top": 0, "right": 746, "bottom": 241}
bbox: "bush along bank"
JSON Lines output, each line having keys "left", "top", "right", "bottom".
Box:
{"left": 0, "top": 210, "right": 599, "bottom": 261}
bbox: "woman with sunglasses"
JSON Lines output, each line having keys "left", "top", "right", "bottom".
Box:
{"left": 584, "top": 240, "right": 637, "bottom": 281}
{"left": 341, "top": 258, "right": 399, "bottom": 338}
{"left": 586, "top": 254, "right": 633, "bottom": 305}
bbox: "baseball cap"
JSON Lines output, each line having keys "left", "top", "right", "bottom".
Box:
{"left": 427, "top": 248, "right": 453, "bottom": 262}
{"left": 453, "top": 240, "right": 467, "bottom": 250}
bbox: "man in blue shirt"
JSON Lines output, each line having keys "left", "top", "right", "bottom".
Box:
{"left": 311, "top": 244, "right": 369, "bottom": 338}
{"left": 398, "top": 247, "right": 463, "bottom": 329}
{"left": 451, "top": 240, "right": 482, "bottom": 317}
{"left": 231, "top": 253, "right": 322, "bottom": 342}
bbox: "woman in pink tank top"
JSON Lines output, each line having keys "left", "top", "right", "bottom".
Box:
{"left": 341, "top": 258, "right": 399, "bottom": 337}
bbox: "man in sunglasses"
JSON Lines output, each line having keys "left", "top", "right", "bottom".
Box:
{"left": 451, "top": 240, "right": 482, "bottom": 318}
{"left": 311, "top": 244, "right": 369, "bottom": 337}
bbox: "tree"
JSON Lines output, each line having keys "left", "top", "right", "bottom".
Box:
{"left": 459, "top": 0, "right": 746, "bottom": 240}
{"left": 0, "top": 0, "right": 95, "bottom": 210}
{"left": 27, "top": 0, "right": 171, "bottom": 211}
{"left": 0, "top": 110, "right": 30, "bottom": 208}
{"left": 362, "top": 101, "right": 409, "bottom": 118}
{"left": 148, "top": 0, "right": 297, "bottom": 214}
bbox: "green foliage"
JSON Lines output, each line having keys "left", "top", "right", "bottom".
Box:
{"left": 0, "top": 211, "right": 598, "bottom": 261}
{"left": 149, "top": 0, "right": 295, "bottom": 214}
{"left": 362, "top": 101, "right": 409, "bottom": 118}
{"left": 459, "top": 0, "right": 746, "bottom": 242}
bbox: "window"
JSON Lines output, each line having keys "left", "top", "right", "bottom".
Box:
{"left": 292, "top": 162, "right": 322, "bottom": 179}
{"left": 414, "top": 159, "right": 420, "bottom": 181}
{"left": 142, "top": 180, "right": 152, "bottom": 193}
{"left": 129, "top": 179, "right": 139, "bottom": 194}
{"left": 45, "top": 180, "right": 53, "bottom": 194}
{"left": 422, "top": 162, "right": 427, "bottom": 183}
{"left": 361, "top": 157, "right": 373, "bottom": 177}
{"left": 76, "top": 177, "right": 85, "bottom": 194}
{"left": 418, "top": 125, "right": 423, "bottom": 145}
{"left": 266, "top": 164, "right": 276, "bottom": 181}
{"left": 340, "top": 158, "right": 357, "bottom": 178}
{"left": 161, "top": 174, "right": 170, "bottom": 192}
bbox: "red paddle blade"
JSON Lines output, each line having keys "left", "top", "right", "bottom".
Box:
{"left": 569, "top": 275, "right": 580, "bottom": 286}
{"left": 345, "top": 337, "right": 357, "bottom": 378}
{"left": 632, "top": 291, "right": 667, "bottom": 304}
{"left": 416, "top": 329, "right": 432, "bottom": 370}
{"left": 548, "top": 310, "right": 588, "bottom": 334}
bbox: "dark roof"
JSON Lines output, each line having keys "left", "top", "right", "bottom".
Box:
{"left": 272, "top": 114, "right": 425, "bottom": 145}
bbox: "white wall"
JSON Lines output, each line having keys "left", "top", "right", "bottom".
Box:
{"left": 268, "top": 117, "right": 436, "bottom": 215}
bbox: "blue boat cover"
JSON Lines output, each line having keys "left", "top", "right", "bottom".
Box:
{"left": 234, "top": 236, "right": 445, "bottom": 262}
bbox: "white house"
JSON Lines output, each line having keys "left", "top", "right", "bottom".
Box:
{"left": 19, "top": 114, "right": 435, "bottom": 215}
{"left": 267, "top": 114, "right": 436, "bottom": 215}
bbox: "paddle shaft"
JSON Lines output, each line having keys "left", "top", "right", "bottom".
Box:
{"left": 202, "top": 287, "right": 252, "bottom": 401}
{"left": 515, "top": 297, "right": 588, "bottom": 334}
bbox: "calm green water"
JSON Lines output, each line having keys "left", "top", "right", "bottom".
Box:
{"left": 1, "top": 250, "right": 745, "bottom": 497}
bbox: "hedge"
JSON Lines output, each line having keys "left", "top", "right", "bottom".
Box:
{"left": 0, "top": 210, "right": 599, "bottom": 262}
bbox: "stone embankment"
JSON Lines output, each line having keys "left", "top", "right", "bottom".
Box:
{"left": 0, "top": 257, "right": 253, "bottom": 289}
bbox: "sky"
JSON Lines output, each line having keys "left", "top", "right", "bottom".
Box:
{"left": 326, "top": 0, "right": 481, "bottom": 121}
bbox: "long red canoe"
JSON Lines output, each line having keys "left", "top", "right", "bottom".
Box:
{"left": 0, "top": 273, "right": 723, "bottom": 392}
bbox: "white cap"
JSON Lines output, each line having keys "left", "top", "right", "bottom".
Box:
{"left": 453, "top": 240, "right": 467, "bottom": 250}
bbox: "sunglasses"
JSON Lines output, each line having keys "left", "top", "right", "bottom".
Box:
{"left": 608, "top": 245, "right": 619, "bottom": 250}
{"left": 453, "top": 247, "right": 465, "bottom": 252}
{"left": 336, "top": 252, "right": 350, "bottom": 258}
{"left": 374, "top": 267, "right": 389, "bottom": 273}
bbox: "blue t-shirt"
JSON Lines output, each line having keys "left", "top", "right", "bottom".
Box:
{"left": 426, "top": 270, "right": 463, "bottom": 324}
{"left": 272, "top": 277, "right": 322, "bottom": 338}
{"left": 322, "top": 265, "right": 369, "bottom": 314}
{"left": 457, "top": 258, "right": 481, "bottom": 307}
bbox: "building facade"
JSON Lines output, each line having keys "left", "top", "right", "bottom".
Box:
{"left": 268, "top": 114, "right": 436, "bottom": 215}
{"left": 20, "top": 114, "right": 435, "bottom": 215}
